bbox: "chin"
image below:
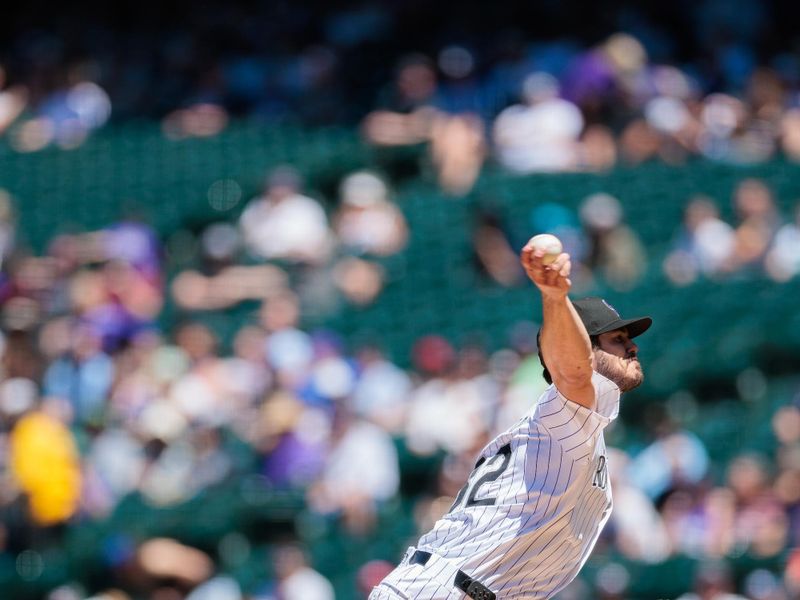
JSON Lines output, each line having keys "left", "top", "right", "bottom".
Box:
{"left": 617, "top": 362, "right": 644, "bottom": 392}
{"left": 617, "top": 372, "right": 643, "bottom": 393}
{"left": 595, "top": 352, "right": 644, "bottom": 392}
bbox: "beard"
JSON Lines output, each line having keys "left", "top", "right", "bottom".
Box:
{"left": 593, "top": 349, "right": 644, "bottom": 392}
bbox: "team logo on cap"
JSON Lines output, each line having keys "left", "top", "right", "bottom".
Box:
{"left": 601, "top": 300, "right": 620, "bottom": 317}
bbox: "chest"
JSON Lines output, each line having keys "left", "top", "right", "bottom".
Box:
{"left": 519, "top": 433, "right": 612, "bottom": 512}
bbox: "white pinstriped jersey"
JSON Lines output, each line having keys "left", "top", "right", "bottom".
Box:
{"left": 372, "top": 371, "right": 620, "bottom": 600}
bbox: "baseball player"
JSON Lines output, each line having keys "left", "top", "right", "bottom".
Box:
{"left": 369, "top": 240, "right": 652, "bottom": 599}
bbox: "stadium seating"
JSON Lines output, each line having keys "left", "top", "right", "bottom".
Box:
{"left": 3, "top": 124, "right": 800, "bottom": 598}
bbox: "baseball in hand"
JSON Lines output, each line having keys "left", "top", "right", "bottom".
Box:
{"left": 528, "top": 233, "right": 563, "bottom": 265}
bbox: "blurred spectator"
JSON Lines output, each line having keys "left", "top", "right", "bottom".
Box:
{"left": 493, "top": 72, "right": 584, "bottom": 173}
{"left": 262, "top": 543, "right": 335, "bottom": 600}
{"left": 42, "top": 321, "right": 114, "bottom": 423}
{"left": 171, "top": 263, "right": 289, "bottom": 311}
{"left": 9, "top": 407, "right": 82, "bottom": 525}
{"left": 660, "top": 485, "right": 738, "bottom": 559}
{"left": 259, "top": 289, "right": 302, "bottom": 334}
{"left": 627, "top": 415, "right": 710, "bottom": 502}
{"left": 258, "top": 390, "right": 327, "bottom": 489}
{"left": 332, "top": 256, "right": 386, "bottom": 306}
{"left": 99, "top": 226, "right": 163, "bottom": 320}
{"left": 576, "top": 124, "right": 618, "bottom": 171}
{"left": 162, "top": 104, "right": 229, "bottom": 140}
{"left": 0, "top": 190, "right": 16, "bottom": 270}
{"left": 0, "top": 63, "right": 27, "bottom": 134}
{"left": 605, "top": 448, "right": 671, "bottom": 563}
{"left": 333, "top": 170, "right": 408, "bottom": 256}
{"left": 350, "top": 344, "right": 412, "bottom": 435}
{"left": 640, "top": 66, "right": 699, "bottom": 165}
{"left": 675, "top": 560, "right": 749, "bottom": 600}
{"left": 786, "top": 548, "right": 800, "bottom": 597}
{"left": 357, "top": 560, "right": 395, "bottom": 599}
{"left": 308, "top": 406, "right": 399, "bottom": 534}
{"left": 780, "top": 108, "right": 800, "bottom": 162}
{"left": 185, "top": 576, "right": 242, "bottom": 600}
{"left": 404, "top": 336, "right": 491, "bottom": 457}
{"left": 362, "top": 55, "right": 439, "bottom": 146}
{"left": 471, "top": 204, "right": 525, "bottom": 287}
{"left": 429, "top": 112, "right": 486, "bottom": 196}
{"left": 663, "top": 195, "right": 737, "bottom": 285}
{"left": 239, "top": 166, "right": 334, "bottom": 265}
{"left": 10, "top": 75, "right": 111, "bottom": 152}
{"left": 363, "top": 52, "right": 485, "bottom": 196}
{"left": 726, "top": 454, "right": 788, "bottom": 558}
{"left": 619, "top": 118, "right": 663, "bottom": 165}
{"left": 436, "top": 45, "right": 495, "bottom": 118}
{"left": 82, "top": 424, "right": 147, "bottom": 518}
{"left": 133, "top": 538, "right": 214, "bottom": 594}
{"left": 493, "top": 322, "right": 549, "bottom": 432}
{"left": 765, "top": 201, "right": 800, "bottom": 281}
{"left": 728, "top": 178, "right": 783, "bottom": 273}
{"left": 165, "top": 322, "right": 245, "bottom": 430}
{"left": 375, "top": 54, "right": 440, "bottom": 115}
{"left": 697, "top": 93, "right": 777, "bottom": 165}
{"left": 41, "top": 219, "right": 165, "bottom": 352}
{"left": 560, "top": 39, "right": 619, "bottom": 121}
{"left": 169, "top": 220, "right": 291, "bottom": 312}
{"left": 579, "top": 192, "right": 647, "bottom": 290}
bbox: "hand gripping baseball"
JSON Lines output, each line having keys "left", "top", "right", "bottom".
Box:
{"left": 521, "top": 236, "right": 572, "bottom": 298}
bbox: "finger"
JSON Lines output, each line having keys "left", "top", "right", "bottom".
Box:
{"left": 545, "top": 252, "right": 571, "bottom": 272}
{"left": 528, "top": 248, "right": 546, "bottom": 261}
{"left": 522, "top": 238, "right": 540, "bottom": 252}
{"left": 521, "top": 241, "right": 543, "bottom": 257}
{"left": 522, "top": 249, "right": 546, "bottom": 271}
{"left": 559, "top": 259, "right": 572, "bottom": 278}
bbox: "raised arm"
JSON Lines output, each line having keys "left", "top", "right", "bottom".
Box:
{"left": 521, "top": 239, "right": 596, "bottom": 409}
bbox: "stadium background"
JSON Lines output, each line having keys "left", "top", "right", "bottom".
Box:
{"left": 2, "top": 1, "right": 800, "bottom": 599}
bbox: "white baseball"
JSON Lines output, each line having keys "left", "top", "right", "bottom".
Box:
{"left": 529, "top": 233, "right": 563, "bottom": 265}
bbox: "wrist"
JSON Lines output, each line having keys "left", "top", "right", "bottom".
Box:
{"left": 540, "top": 288, "right": 569, "bottom": 302}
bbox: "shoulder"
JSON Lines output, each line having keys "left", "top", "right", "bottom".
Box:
{"left": 532, "top": 372, "right": 619, "bottom": 455}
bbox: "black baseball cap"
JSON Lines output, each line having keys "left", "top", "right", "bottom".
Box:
{"left": 572, "top": 297, "right": 652, "bottom": 338}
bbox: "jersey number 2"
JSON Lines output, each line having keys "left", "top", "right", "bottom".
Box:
{"left": 450, "top": 443, "right": 512, "bottom": 510}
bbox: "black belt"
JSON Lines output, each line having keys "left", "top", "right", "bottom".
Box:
{"left": 409, "top": 550, "right": 496, "bottom": 600}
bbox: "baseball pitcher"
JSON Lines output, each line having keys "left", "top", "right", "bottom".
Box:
{"left": 369, "top": 238, "right": 652, "bottom": 599}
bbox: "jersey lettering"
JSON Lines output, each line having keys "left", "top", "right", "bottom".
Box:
{"left": 450, "top": 443, "right": 512, "bottom": 510}
{"left": 592, "top": 454, "right": 608, "bottom": 490}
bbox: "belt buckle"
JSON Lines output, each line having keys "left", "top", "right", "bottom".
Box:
{"left": 466, "top": 580, "right": 496, "bottom": 600}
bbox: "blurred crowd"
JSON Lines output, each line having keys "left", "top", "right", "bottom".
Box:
{"left": 3, "top": 1, "right": 800, "bottom": 598}
{"left": 5, "top": 2, "right": 800, "bottom": 193}
{"left": 663, "top": 179, "right": 800, "bottom": 285}
{"left": 473, "top": 176, "right": 800, "bottom": 291}
{"left": 0, "top": 157, "right": 799, "bottom": 600}
{"left": 361, "top": 34, "right": 800, "bottom": 195}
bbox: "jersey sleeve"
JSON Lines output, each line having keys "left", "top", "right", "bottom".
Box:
{"left": 535, "top": 372, "right": 620, "bottom": 459}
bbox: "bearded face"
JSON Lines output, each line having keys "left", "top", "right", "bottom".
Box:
{"left": 593, "top": 329, "right": 644, "bottom": 392}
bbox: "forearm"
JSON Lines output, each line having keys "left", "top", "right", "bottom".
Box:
{"left": 521, "top": 237, "right": 595, "bottom": 406}
{"left": 541, "top": 295, "right": 594, "bottom": 388}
